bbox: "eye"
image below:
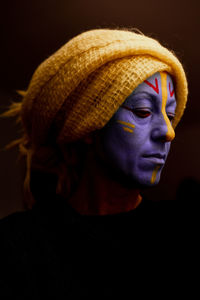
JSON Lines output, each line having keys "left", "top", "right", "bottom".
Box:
{"left": 167, "top": 113, "right": 175, "bottom": 122}
{"left": 121, "top": 105, "right": 151, "bottom": 118}
{"left": 133, "top": 109, "right": 151, "bottom": 118}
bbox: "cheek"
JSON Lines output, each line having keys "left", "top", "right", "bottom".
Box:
{"left": 114, "top": 114, "right": 145, "bottom": 145}
{"left": 99, "top": 108, "right": 150, "bottom": 163}
{"left": 116, "top": 120, "right": 135, "bottom": 134}
{"left": 103, "top": 121, "right": 145, "bottom": 165}
{"left": 98, "top": 123, "right": 130, "bottom": 168}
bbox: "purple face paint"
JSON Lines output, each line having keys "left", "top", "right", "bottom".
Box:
{"left": 93, "top": 71, "right": 176, "bottom": 187}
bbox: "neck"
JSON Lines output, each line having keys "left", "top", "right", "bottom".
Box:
{"left": 67, "top": 147, "right": 142, "bottom": 216}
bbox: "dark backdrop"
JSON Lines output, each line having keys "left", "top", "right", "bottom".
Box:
{"left": 0, "top": 0, "right": 200, "bottom": 218}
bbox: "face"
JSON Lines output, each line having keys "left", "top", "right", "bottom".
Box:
{"left": 92, "top": 71, "right": 176, "bottom": 188}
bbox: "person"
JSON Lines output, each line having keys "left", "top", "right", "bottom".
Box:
{"left": 0, "top": 27, "right": 189, "bottom": 297}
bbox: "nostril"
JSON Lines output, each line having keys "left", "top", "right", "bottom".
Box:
{"left": 151, "top": 127, "right": 166, "bottom": 141}
{"left": 151, "top": 126, "right": 175, "bottom": 142}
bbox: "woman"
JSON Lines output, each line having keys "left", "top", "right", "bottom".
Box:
{"left": 0, "top": 28, "right": 189, "bottom": 296}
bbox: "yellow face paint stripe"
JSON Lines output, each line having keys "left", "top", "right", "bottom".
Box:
{"left": 150, "top": 165, "right": 161, "bottom": 184}
{"left": 117, "top": 120, "right": 135, "bottom": 128}
{"left": 122, "top": 127, "right": 134, "bottom": 133}
{"left": 150, "top": 72, "right": 175, "bottom": 185}
{"left": 160, "top": 72, "right": 175, "bottom": 141}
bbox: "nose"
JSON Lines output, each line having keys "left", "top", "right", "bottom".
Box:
{"left": 151, "top": 115, "right": 175, "bottom": 142}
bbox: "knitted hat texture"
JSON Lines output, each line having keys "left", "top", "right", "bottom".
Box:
{"left": 21, "top": 28, "right": 187, "bottom": 146}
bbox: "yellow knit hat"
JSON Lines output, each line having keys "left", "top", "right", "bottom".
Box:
{"left": 2, "top": 28, "right": 188, "bottom": 208}
{"left": 20, "top": 28, "right": 187, "bottom": 146}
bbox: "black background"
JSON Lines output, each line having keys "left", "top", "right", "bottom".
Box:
{"left": 0, "top": 0, "right": 200, "bottom": 218}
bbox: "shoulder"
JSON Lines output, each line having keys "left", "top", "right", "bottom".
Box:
{"left": 0, "top": 207, "right": 40, "bottom": 240}
{"left": 0, "top": 203, "right": 63, "bottom": 264}
{"left": 0, "top": 205, "right": 68, "bottom": 296}
{"left": 0, "top": 209, "right": 33, "bottom": 230}
{"left": 0, "top": 210, "right": 36, "bottom": 294}
{"left": 0, "top": 209, "right": 33, "bottom": 242}
{"left": 0, "top": 209, "right": 38, "bottom": 262}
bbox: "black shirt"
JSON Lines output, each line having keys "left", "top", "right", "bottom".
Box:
{"left": 0, "top": 193, "right": 197, "bottom": 297}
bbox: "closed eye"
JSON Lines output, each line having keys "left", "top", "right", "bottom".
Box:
{"left": 167, "top": 113, "right": 175, "bottom": 122}
{"left": 121, "top": 105, "right": 151, "bottom": 118}
{"left": 133, "top": 109, "right": 151, "bottom": 118}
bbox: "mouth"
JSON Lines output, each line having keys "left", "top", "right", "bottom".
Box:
{"left": 142, "top": 153, "right": 166, "bottom": 164}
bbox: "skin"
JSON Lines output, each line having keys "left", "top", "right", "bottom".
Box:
{"left": 66, "top": 71, "right": 176, "bottom": 215}
{"left": 95, "top": 71, "right": 176, "bottom": 187}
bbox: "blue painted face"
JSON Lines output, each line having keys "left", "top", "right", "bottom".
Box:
{"left": 94, "top": 71, "right": 176, "bottom": 187}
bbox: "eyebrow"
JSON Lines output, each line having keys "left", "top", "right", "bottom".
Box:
{"left": 128, "top": 91, "right": 176, "bottom": 107}
{"left": 128, "top": 91, "right": 177, "bottom": 108}
{"left": 128, "top": 92, "right": 159, "bottom": 106}
{"left": 130, "top": 91, "right": 155, "bottom": 99}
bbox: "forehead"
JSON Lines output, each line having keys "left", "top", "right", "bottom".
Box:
{"left": 131, "top": 72, "right": 176, "bottom": 104}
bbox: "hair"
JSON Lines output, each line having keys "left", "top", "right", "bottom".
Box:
{"left": 30, "top": 138, "right": 90, "bottom": 205}
{"left": 1, "top": 94, "right": 92, "bottom": 208}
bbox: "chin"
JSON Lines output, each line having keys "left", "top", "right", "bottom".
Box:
{"left": 139, "top": 180, "right": 160, "bottom": 188}
{"left": 106, "top": 163, "right": 162, "bottom": 189}
{"left": 114, "top": 173, "right": 160, "bottom": 190}
{"left": 129, "top": 172, "right": 162, "bottom": 189}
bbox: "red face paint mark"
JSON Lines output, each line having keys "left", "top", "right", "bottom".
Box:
{"left": 144, "top": 78, "right": 159, "bottom": 94}
{"left": 169, "top": 82, "right": 174, "bottom": 97}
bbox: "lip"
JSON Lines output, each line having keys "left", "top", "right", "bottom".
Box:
{"left": 142, "top": 153, "right": 166, "bottom": 164}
